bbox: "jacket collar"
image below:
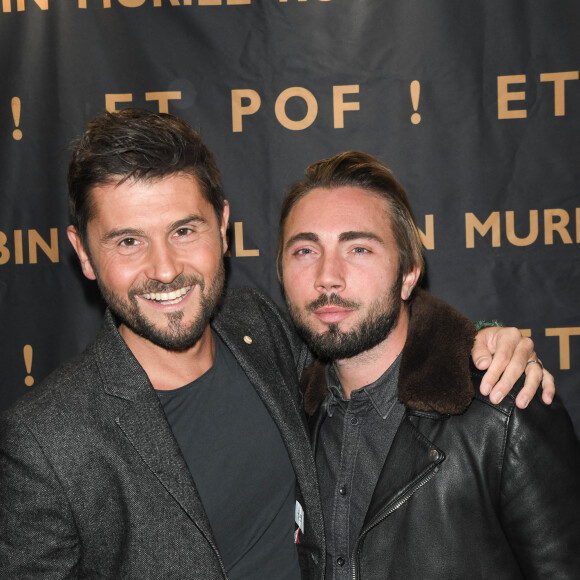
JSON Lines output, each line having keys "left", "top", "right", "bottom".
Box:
{"left": 300, "top": 288, "right": 476, "bottom": 416}
{"left": 91, "top": 310, "right": 222, "bottom": 558}
{"left": 94, "top": 309, "right": 152, "bottom": 401}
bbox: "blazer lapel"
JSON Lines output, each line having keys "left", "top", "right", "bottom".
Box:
{"left": 117, "top": 397, "right": 217, "bottom": 540}
{"left": 214, "top": 318, "right": 314, "bottom": 475}
{"left": 212, "top": 315, "right": 324, "bottom": 541}
{"left": 94, "top": 311, "right": 218, "bottom": 550}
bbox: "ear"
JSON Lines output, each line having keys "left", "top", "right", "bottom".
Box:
{"left": 67, "top": 226, "right": 96, "bottom": 280}
{"left": 400, "top": 266, "right": 421, "bottom": 302}
{"left": 220, "top": 200, "right": 230, "bottom": 256}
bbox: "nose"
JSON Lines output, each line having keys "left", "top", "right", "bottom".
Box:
{"left": 315, "top": 250, "right": 345, "bottom": 293}
{"left": 144, "top": 241, "right": 183, "bottom": 283}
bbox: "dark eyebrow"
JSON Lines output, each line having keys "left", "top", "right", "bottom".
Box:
{"left": 338, "top": 231, "right": 384, "bottom": 244}
{"left": 102, "top": 215, "right": 207, "bottom": 243}
{"left": 168, "top": 214, "right": 207, "bottom": 232}
{"left": 284, "top": 232, "right": 319, "bottom": 250}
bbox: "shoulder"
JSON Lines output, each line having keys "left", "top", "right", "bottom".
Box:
{"left": 405, "top": 365, "right": 522, "bottom": 443}
{"left": 407, "top": 367, "right": 578, "bottom": 472}
{"left": 468, "top": 365, "right": 519, "bottom": 416}
{"left": 0, "top": 311, "right": 131, "bottom": 435}
{"left": 217, "top": 286, "right": 285, "bottom": 320}
{"left": 213, "top": 286, "right": 309, "bottom": 371}
{"left": 0, "top": 345, "right": 104, "bottom": 471}
{"left": 2, "top": 345, "right": 99, "bottom": 424}
{"left": 214, "top": 286, "right": 296, "bottom": 342}
{"left": 463, "top": 367, "right": 579, "bottom": 459}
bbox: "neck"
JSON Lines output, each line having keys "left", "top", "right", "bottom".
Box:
{"left": 119, "top": 323, "right": 216, "bottom": 390}
{"left": 333, "top": 306, "right": 409, "bottom": 399}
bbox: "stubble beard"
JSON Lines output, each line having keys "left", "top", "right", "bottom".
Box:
{"left": 96, "top": 261, "right": 225, "bottom": 352}
{"left": 286, "top": 278, "right": 403, "bottom": 362}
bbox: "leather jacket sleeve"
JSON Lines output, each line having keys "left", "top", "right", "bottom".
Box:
{"left": 500, "top": 393, "right": 580, "bottom": 578}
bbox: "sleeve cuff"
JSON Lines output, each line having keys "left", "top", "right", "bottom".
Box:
{"left": 474, "top": 319, "right": 505, "bottom": 331}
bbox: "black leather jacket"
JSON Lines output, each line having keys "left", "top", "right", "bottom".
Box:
{"left": 302, "top": 290, "right": 580, "bottom": 579}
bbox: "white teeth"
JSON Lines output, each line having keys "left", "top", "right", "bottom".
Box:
{"left": 142, "top": 286, "right": 191, "bottom": 304}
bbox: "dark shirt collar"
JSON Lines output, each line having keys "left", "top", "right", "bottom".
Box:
{"left": 324, "top": 353, "right": 402, "bottom": 419}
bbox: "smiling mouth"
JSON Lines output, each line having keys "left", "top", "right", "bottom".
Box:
{"left": 141, "top": 286, "right": 192, "bottom": 305}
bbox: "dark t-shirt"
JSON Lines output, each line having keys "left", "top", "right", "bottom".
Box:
{"left": 157, "top": 332, "right": 300, "bottom": 580}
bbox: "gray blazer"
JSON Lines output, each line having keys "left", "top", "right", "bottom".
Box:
{"left": 0, "top": 287, "right": 325, "bottom": 579}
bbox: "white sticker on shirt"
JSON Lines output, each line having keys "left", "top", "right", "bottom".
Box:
{"left": 295, "top": 500, "right": 305, "bottom": 533}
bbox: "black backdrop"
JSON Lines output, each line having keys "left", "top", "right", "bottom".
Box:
{"left": 1, "top": 0, "right": 579, "bottom": 435}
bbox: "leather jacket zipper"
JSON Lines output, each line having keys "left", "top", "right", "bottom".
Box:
{"left": 350, "top": 467, "right": 440, "bottom": 580}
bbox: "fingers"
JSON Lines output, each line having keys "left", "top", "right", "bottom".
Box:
{"left": 514, "top": 360, "right": 555, "bottom": 408}
{"left": 473, "top": 327, "right": 555, "bottom": 408}
{"left": 475, "top": 327, "right": 529, "bottom": 394}
{"left": 540, "top": 368, "right": 555, "bottom": 405}
{"left": 480, "top": 332, "right": 535, "bottom": 404}
{"left": 514, "top": 356, "right": 543, "bottom": 408}
{"left": 471, "top": 326, "right": 512, "bottom": 374}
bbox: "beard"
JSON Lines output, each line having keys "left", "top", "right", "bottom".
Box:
{"left": 286, "top": 278, "right": 403, "bottom": 362}
{"left": 96, "top": 261, "right": 225, "bottom": 352}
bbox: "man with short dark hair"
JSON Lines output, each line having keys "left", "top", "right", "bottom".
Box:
{"left": 0, "top": 111, "right": 551, "bottom": 579}
{"left": 277, "top": 151, "right": 580, "bottom": 579}
{"left": 1, "top": 109, "right": 323, "bottom": 579}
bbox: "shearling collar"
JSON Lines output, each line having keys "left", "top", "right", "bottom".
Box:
{"left": 300, "top": 288, "right": 477, "bottom": 417}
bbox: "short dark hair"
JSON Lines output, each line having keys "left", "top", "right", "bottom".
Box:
{"left": 67, "top": 108, "right": 224, "bottom": 246}
{"left": 276, "top": 151, "right": 424, "bottom": 283}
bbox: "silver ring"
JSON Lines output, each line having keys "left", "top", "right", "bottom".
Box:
{"left": 526, "top": 359, "right": 544, "bottom": 371}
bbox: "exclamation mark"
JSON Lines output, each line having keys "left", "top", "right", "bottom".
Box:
{"left": 12, "top": 97, "right": 23, "bottom": 141}
{"left": 23, "top": 345, "right": 34, "bottom": 386}
{"left": 410, "top": 81, "right": 421, "bottom": 125}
